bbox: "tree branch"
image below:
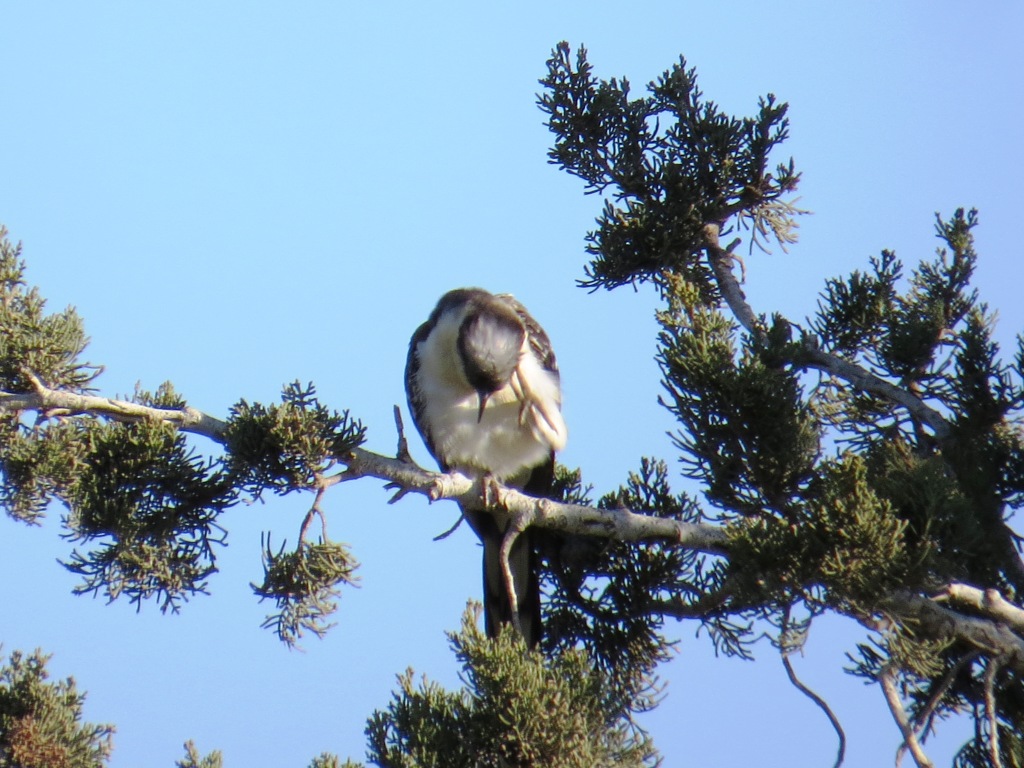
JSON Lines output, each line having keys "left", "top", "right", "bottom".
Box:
{"left": 700, "top": 222, "right": 953, "bottom": 441}
{"left": 703, "top": 223, "right": 760, "bottom": 336}
{"left": 909, "top": 649, "right": 981, "bottom": 747}
{"left": 648, "top": 583, "right": 735, "bottom": 619}
{"left": 983, "top": 655, "right": 1005, "bottom": 768}
{"left": 1, "top": 382, "right": 229, "bottom": 441}
{"left": 11, "top": 381, "right": 1024, "bottom": 676}
{"left": 881, "top": 591, "right": 1024, "bottom": 673}
{"left": 799, "top": 349, "right": 951, "bottom": 440}
{"left": 0, "top": 384, "right": 730, "bottom": 553}
{"left": 782, "top": 652, "right": 846, "bottom": 768}
{"left": 880, "top": 665, "right": 933, "bottom": 768}
{"left": 500, "top": 512, "right": 530, "bottom": 637}
{"left": 934, "top": 582, "right": 1024, "bottom": 635}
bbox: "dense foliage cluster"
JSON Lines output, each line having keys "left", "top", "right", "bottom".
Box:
{"left": 364, "top": 608, "right": 656, "bottom": 768}
{"left": 253, "top": 533, "right": 359, "bottom": 646}
{"left": 61, "top": 385, "right": 238, "bottom": 611}
{"left": 538, "top": 41, "right": 801, "bottom": 293}
{"left": 0, "top": 650, "right": 113, "bottom": 768}
{"left": 225, "top": 381, "right": 366, "bottom": 500}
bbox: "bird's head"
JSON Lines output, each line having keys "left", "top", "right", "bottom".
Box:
{"left": 456, "top": 304, "right": 525, "bottom": 421}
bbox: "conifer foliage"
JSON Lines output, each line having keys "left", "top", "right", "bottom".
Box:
{"left": 537, "top": 43, "right": 1024, "bottom": 767}
{"left": 0, "top": 649, "right": 113, "bottom": 768}
{"left": 1, "top": 42, "right": 1023, "bottom": 767}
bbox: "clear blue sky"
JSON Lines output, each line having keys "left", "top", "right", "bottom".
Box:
{"left": 1, "top": 3, "right": 1022, "bottom": 766}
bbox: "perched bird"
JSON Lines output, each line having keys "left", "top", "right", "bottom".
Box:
{"left": 405, "top": 287, "right": 567, "bottom": 647}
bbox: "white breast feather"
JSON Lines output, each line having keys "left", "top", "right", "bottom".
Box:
{"left": 415, "top": 310, "right": 566, "bottom": 481}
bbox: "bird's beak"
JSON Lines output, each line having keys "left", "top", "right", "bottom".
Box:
{"left": 477, "top": 391, "right": 490, "bottom": 423}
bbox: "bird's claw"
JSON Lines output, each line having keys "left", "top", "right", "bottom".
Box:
{"left": 482, "top": 473, "right": 503, "bottom": 509}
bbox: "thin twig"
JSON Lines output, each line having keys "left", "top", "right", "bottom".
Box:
{"left": 2, "top": 375, "right": 229, "bottom": 441}
{"left": 383, "top": 482, "right": 412, "bottom": 505}
{"left": 393, "top": 405, "right": 413, "bottom": 464}
{"left": 782, "top": 653, "right": 846, "bottom": 768}
{"left": 651, "top": 584, "right": 735, "bottom": 619}
{"left": 911, "top": 650, "right": 981, "bottom": 743}
{"left": 801, "top": 351, "right": 951, "bottom": 440}
{"left": 317, "top": 506, "right": 329, "bottom": 542}
{"left": 299, "top": 483, "right": 331, "bottom": 545}
{"left": 432, "top": 514, "right": 466, "bottom": 542}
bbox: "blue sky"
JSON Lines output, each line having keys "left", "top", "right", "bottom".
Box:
{"left": 1, "top": 2, "right": 1022, "bottom": 765}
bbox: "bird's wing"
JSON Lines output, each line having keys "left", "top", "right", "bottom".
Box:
{"left": 497, "top": 294, "right": 567, "bottom": 452}
{"left": 404, "top": 315, "right": 446, "bottom": 470}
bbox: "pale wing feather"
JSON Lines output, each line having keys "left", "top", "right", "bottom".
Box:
{"left": 497, "top": 293, "right": 566, "bottom": 452}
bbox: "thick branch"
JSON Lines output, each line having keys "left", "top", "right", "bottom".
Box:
{"left": 935, "top": 582, "right": 1024, "bottom": 635}
{"left": 344, "top": 447, "right": 731, "bottom": 553}
{"left": 881, "top": 591, "right": 1024, "bottom": 673}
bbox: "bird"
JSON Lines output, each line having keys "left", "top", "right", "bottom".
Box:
{"left": 405, "top": 287, "right": 567, "bottom": 647}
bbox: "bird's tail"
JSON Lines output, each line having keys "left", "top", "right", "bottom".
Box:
{"left": 472, "top": 511, "right": 541, "bottom": 648}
